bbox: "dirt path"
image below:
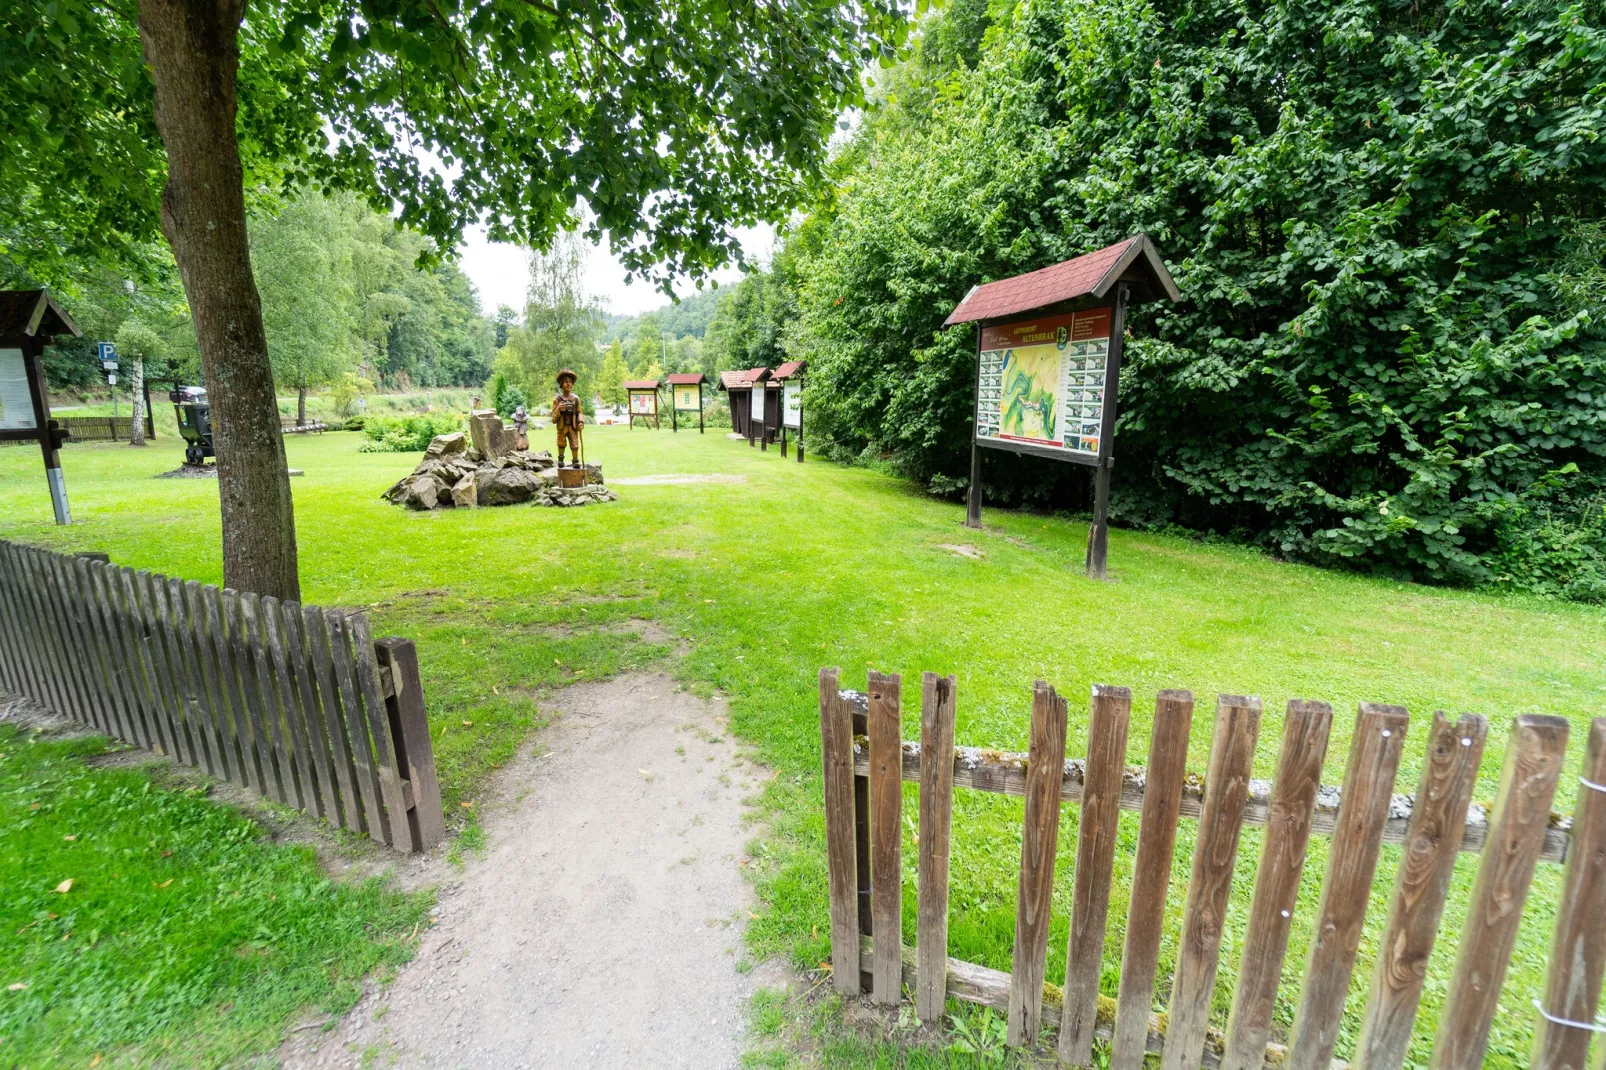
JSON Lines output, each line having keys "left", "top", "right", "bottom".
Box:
{"left": 282, "top": 672, "right": 783, "bottom": 1068}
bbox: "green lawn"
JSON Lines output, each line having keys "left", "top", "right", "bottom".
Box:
{"left": 2, "top": 426, "right": 1603, "bottom": 1066}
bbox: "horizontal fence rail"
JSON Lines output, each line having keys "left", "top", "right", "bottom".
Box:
{"left": 0, "top": 539, "right": 443, "bottom": 853}
{"left": 819, "top": 668, "right": 1606, "bottom": 1070}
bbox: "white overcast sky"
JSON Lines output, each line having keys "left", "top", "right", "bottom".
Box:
{"left": 456, "top": 222, "right": 775, "bottom": 319}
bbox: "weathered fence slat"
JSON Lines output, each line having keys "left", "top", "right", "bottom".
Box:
{"left": 351, "top": 613, "right": 410, "bottom": 850}
{"left": 167, "top": 576, "right": 222, "bottom": 775}
{"left": 1007, "top": 682, "right": 1068, "bottom": 1047}
{"left": 1221, "top": 698, "right": 1334, "bottom": 1070}
{"left": 1533, "top": 717, "right": 1606, "bottom": 1070}
{"left": 1059, "top": 684, "right": 1132, "bottom": 1066}
{"left": 88, "top": 559, "right": 146, "bottom": 742}
{"left": 1289, "top": 702, "right": 1410, "bottom": 1070}
{"left": 188, "top": 581, "right": 240, "bottom": 783}
{"left": 1163, "top": 695, "right": 1262, "bottom": 1070}
{"left": 127, "top": 568, "right": 182, "bottom": 763}
{"left": 915, "top": 672, "right": 957, "bottom": 1023}
{"left": 0, "top": 539, "right": 443, "bottom": 853}
{"left": 327, "top": 611, "right": 389, "bottom": 841}
{"left": 1111, "top": 689, "right": 1196, "bottom": 1070}
{"left": 307, "top": 605, "right": 367, "bottom": 835}
{"left": 1430, "top": 713, "right": 1571, "bottom": 1069}
{"left": 867, "top": 669, "right": 904, "bottom": 1006}
{"left": 69, "top": 556, "right": 120, "bottom": 736}
{"left": 376, "top": 637, "right": 446, "bottom": 851}
{"left": 239, "top": 592, "right": 293, "bottom": 806}
{"left": 1353, "top": 710, "right": 1487, "bottom": 1070}
{"left": 261, "top": 596, "right": 316, "bottom": 815}
{"left": 98, "top": 563, "right": 155, "bottom": 751}
{"left": 284, "top": 603, "right": 343, "bottom": 827}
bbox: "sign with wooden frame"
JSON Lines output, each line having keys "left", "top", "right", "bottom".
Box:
{"left": 666, "top": 372, "right": 706, "bottom": 433}
{"left": 772, "top": 360, "right": 807, "bottom": 463}
{"left": 623, "top": 379, "right": 662, "bottom": 429}
{"left": 0, "top": 290, "right": 81, "bottom": 524}
{"left": 943, "top": 235, "right": 1180, "bottom": 578}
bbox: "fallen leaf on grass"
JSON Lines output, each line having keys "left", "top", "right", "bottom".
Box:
{"left": 53, "top": 879, "right": 72, "bottom": 894}
{"left": 461, "top": 720, "right": 473, "bottom": 727}
{"left": 7, "top": 983, "right": 25, "bottom": 992}
{"left": 161, "top": 850, "right": 172, "bottom": 857}
{"left": 153, "top": 879, "right": 173, "bottom": 889}
{"left": 62, "top": 835, "right": 76, "bottom": 842}
{"left": 460, "top": 801, "right": 474, "bottom": 810}
{"left": 91, "top": 1054, "right": 101, "bottom": 1067}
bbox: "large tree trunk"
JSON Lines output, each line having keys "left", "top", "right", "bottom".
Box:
{"left": 137, "top": 0, "right": 301, "bottom": 602}
{"left": 128, "top": 358, "right": 147, "bottom": 446}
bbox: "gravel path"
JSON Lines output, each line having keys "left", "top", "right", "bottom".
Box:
{"left": 280, "top": 672, "right": 782, "bottom": 1068}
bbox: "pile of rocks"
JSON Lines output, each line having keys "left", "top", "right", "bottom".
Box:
{"left": 381, "top": 414, "right": 618, "bottom": 510}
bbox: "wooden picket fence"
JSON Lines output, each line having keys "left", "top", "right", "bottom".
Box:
{"left": 819, "top": 668, "right": 1606, "bottom": 1069}
{"left": 0, "top": 539, "right": 444, "bottom": 853}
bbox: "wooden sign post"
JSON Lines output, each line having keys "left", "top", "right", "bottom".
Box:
{"left": 623, "top": 379, "right": 663, "bottom": 430}
{"left": 667, "top": 372, "right": 706, "bottom": 434}
{"left": 773, "top": 361, "right": 808, "bottom": 462}
{"left": 943, "top": 235, "right": 1181, "bottom": 579}
{"left": 0, "top": 291, "right": 81, "bottom": 525}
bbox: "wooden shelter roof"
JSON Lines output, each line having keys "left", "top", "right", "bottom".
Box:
{"left": 665, "top": 372, "right": 706, "bottom": 385}
{"left": 942, "top": 234, "right": 1181, "bottom": 327}
{"left": 771, "top": 360, "right": 807, "bottom": 381}
{"left": 718, "top": 368, "right": 770, "bottom": 391}
{"left": 622, "top": 379, "right": 661, "bottom": 390}
{"left": 0, "top": 290, "right": 82, "bottom": 339}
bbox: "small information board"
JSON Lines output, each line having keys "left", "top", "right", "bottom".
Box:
{"left": 0, "top": 348, "right": 36, "bottom": 431}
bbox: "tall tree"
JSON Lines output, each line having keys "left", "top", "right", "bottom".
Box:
{"left": 6, "top": 0, "right": 907, "bottom": 600}
{"left": 507, "top": 232, "right": 603, "bottom": 396}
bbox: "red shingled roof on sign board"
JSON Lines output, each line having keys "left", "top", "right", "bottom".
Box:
{"left": 770, "top": 360, "right": 807, "bottom": 381}
{"left": 666, "top": 372, "right": 705, "bottom": 385}
{"left": 942, "top": 234, "right": 1181, "bottom": 327}
{"left": 718, "top": 367, "right": 770, "bottom": 391}
{"left": 622, "top": 379, "right": 660, "bottom": 390}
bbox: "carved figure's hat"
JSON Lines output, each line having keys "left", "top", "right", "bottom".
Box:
{"left": 556, "top": 368, "right": 578, "bottom": 385}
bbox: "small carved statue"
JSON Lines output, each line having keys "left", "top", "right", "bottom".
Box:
{"left": 551, "top": 369, "right": 584, "bottom": 466}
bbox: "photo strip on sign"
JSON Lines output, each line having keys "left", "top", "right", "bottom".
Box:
{"left": 975, "top": 307, "right": 1112, "bottom": 463}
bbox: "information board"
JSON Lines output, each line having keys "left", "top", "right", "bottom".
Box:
{"left": 975, "top": 308, "right": 1111, "bottom": 460}
{"left": 0, "top": 348, "right": 37, "bottom": 431}
{"left": 783, "top": 382, "right": 802, "bottom": 429}
{"left": 629, "top": 390, "right": 657, "bottom": 415}
{"left": 673, "top": 385, "right": 700, "bottom": 411}
{"left": 750, "top": 385, "right": 766, "bottom": 425}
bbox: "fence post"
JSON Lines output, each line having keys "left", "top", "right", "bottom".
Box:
{"left": 1532, "top": 717, "right": 1606, "bottom": 1070}
{"left": 1162, "top": 694, "right": 1262, "bottom": 1070}
{"left": 1221, "top": 699, "right": 1334, "bottom": 1070}
{"left": 1007, "top": 681, "right": 1069, "bottom": 1047}
{"left": 375, "top": 637, "right": 446, "bottom": 852}
{"left": 867, "top": 669, "right": 904, "bottom": 1006}
{"left": 820, "top": 669, "right": 860, "bottom": 993}
{"left": 1431, "top": 713, "right": 1570, "bottom": 1069}
{"left": 915, "top": 672, "right": 957, "bottom": 1023}
{"left": 1110, "top": 689, "right": 1194, "bottom": 1070}
{"left": 1059, "top": 684, "right": 1132, "bottom": 1066}
{"left": 1353, "top": 711, "right": 1487, "bottom": 1070}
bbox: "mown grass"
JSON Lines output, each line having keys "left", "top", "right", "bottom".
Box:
{"left": 0, "top": 723, "right": 430, "bottom": 1065}
{"left": 2, "top": 426, "right": 1604, "bottom": 1066}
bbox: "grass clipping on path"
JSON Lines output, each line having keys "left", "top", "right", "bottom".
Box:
{"left": 0, "top": 724, "right": 430, "bottom": 1065}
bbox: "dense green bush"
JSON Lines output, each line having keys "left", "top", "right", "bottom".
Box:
{"left": 786, "top": 0, "right": 1606, "bottom": 597}
{"left": 357, "top": 413, "right": 465, "bottom": 453}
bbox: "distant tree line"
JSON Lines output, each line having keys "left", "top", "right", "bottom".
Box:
{"left": 8, "top": 190, "right": 495, "bottom": 423}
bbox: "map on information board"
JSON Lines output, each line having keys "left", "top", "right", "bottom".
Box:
{"left": 0, "top": 348, "right": 36, "bottom": 432}
{"left": 673, "top": 385, "right": 700, "bottom": 411}
{"left": 975, "top": 308, "right": 1111, "bottom": 459}
{"left": 629, "top": 390, "right": 657, "bottom": 415}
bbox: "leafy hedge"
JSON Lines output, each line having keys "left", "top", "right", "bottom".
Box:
{"left": 356, "top": 413, "right": 465, "bottom": 453}
{"left": 786, "top": 0, "right": 1606, "bottom": 598}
